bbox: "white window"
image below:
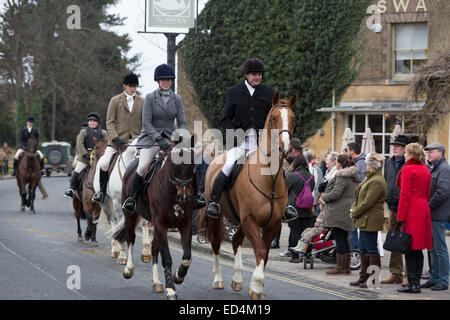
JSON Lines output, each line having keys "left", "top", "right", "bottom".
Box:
{"left": 393, "top": 23, "right": 428, "bottom": 76}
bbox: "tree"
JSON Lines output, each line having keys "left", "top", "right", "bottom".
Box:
{"left": 181, "top": 0, "right": 371, "bottom": 142}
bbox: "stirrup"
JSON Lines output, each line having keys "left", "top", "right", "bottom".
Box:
{"left": 92, "top": 191, "right": 104, "bottom": 204}
{"left": 206, "top": 202, "right": 220, "bottom": 219}
{"left": 64, "top": 189, "right": 74, "bottom": 199}
{"left": 122, "top": 197, "right": 136, "bottom": 215}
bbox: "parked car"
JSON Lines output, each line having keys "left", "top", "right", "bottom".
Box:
{"left": 41, "top": 141, "right": 73, "bottom": 176}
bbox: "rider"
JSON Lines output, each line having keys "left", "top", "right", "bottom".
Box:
{"left": 92, "top": 73, "right": 144, "bottom": 204}
{"left": 205, "top": 57, "right": 275, "bottom": 219}
{"left": 11, "top": 115, "right": 45, "bottom": 176}
{"left": 122, "top": 63, "right": 187, "bottom": 214}
{"left": 64, "top": 112, "right": 107, "bottom": 198}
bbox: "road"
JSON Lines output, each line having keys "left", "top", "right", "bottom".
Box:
{"left": 0, "top": 175, "right": 376, "bottom": 301}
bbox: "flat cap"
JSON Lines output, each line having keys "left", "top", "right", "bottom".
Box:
{"left": 424, "top": 142, "right": 445, "bottom": 153}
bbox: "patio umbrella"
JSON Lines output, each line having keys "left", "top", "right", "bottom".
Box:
{"left": 361, "top": 127, "right": 376, "bottom": 154}
{"left": 389, "top": 124, "right": 403, "bottom": 157}
{"left": 341, "top": 127, "right": 355, "bottom": 153}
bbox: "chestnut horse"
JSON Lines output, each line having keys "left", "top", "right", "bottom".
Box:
{"left": 198, "top": 92, "right": 295, "bottom": 300}
{"left": 16, "top": 135, "right": 41, "bottom": 214}
{"left": 72, "top": 137, "right": 107, "bottom": 246}
{"left": 119, "top": 135, "right": 196, "bottom": 300}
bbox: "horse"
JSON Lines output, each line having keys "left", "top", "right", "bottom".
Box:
{"left": 72, "top": 137, "right": 107, "bottom": 246}
{"left": 95, "top": 137, "right": 152, "bottom": 264}
{"left": 119, "top": 135, "right": 196, "bottom": 300}
{"left": 198, "top": 92, "right": 296, "bottom": 300}
{"left": 16, "top": 135, "right": 41, "bottom": 214}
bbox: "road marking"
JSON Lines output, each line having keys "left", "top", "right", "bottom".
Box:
{"left": 0, "top": 240, "right": 89, "bottom": 300}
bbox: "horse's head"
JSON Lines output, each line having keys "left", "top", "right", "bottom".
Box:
{"left": 25, "top": 136, "right": 38, "bottom": 154}
{"left": 92, "top": 137, "right": 107, "bottom": 159}
{"left": 168, "top": 134, "right": 196, "bottom": 205}
{"left": 263, "top": 91, "right": 296, "bottom": 157}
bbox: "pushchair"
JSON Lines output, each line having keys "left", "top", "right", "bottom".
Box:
{"left": 289, "top": 228, "right": 361, "bottom": 270}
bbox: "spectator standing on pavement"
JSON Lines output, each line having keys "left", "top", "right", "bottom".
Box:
{"left": 381, "top": 135, "right": 409, "bottom": 286}
{"left": 349, "top": 153, "right": 386, "bottom": 288}
{"left": 346, "top": 142, "right": 367, "bottom": 252}
{"left": 2, "top": 142, "right": 12, "bottom": 175}
{"left": 420, "top": 142, "right": 450, "bottom": 291}
{"left": 284, "top": 152, "right": 315, "bottom": 263}
{"left": 0, "top": 147, "right": 5, "bottom": 178}
{"left": 396, "top": 143, "right": 432, "bottom": 294}
{"left": 320, "top": 154, "right": 359, "bottom": 275}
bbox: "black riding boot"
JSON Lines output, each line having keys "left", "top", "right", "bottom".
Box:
{"left": 122, "top": 173, "right": 144, "bottom": 215}
{"left": 11, "top": 159, "right": 18, "bottom": 176}
{"left": 64, "top": 171, "right": 80, "bottom": 198}
{"left": 398, "top": 251, "right": 421, "bottom": 293}
{"left": 283, "top": 205, "right": 298, "bottom": 221}
{"left": 92, "top": 169, "right": 108, "bottom": 204}
{"left": 39, "top": 157, "right": 45, "bottom": 175}
{"left": 205, "top": 171, "right": 227, "bottom": 219}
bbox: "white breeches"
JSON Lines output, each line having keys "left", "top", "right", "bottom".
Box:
{"left": 99, "top": 146, "right": 118, "bottom": 171}
{"left": 15, "top": 149, "right": 43, "bottom": 160}
{"left": 221, "top": 133, "right": 258, "bottom": 177}
{"left": 74, "top": 161, "right": 88, "bottom": 173}
{"left": 136, "top": 146, "right": 160, "bottom": 177}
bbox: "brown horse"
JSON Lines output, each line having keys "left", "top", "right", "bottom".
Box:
{"left": 72, "top": 137, "right": 107, "bottom": 246}
{"left": 16, "top": 135, "right": 41, "bottom": 214}
{"left": 119, "top": 135, "right": 196, "bottom": 300}
{"left": 198, "top": 92, "right": 296, "bottom": 300}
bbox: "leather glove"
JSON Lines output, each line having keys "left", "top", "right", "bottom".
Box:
{"left": 156, "top": 136, "right": 171, "bottom": 152}
{"left": 112, "top": 137, "right": 126, "bottom": 147}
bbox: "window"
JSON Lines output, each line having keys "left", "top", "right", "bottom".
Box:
{"left": 393, "top": 23, "right": 427, "bottom": 76}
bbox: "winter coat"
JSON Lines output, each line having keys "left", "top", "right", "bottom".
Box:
{"left": 384, "top": 156, "right": 405, "bottom": 212}
{"left": 106, "top": 92, "right": 144, "bottom": 149}
{"left": 397, "top": 158, "right": 432, "bottom": 250}
{"left": 75, "top": 127, "right": 108, "bottom": 165}
{"left": 286, "top": 167, "right": 315, "bottom": 218}
{"left": 351, "top": 168, "right": 387, "bottom": 232}
{"left": 137, "top": 89, "right": 187, "bottom": 147}
{"left": 428, "top": 158, "right": 450, "bottom": 222}
{"left": 221, "top": 81, "right": 274, "bottom": 139}
{"left": 321, "top": 166, "right": 359, "bottom": 232}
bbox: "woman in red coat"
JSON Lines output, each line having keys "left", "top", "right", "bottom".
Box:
{"left": 396, "top": 143, "right": 432, "bottom": 293}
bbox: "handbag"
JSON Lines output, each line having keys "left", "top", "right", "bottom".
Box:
{"left": 383, "top": 222, "right": 412, "bottom": 254}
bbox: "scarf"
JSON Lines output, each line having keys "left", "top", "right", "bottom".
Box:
{"left": 158, "top": 88, "right": 172, "bottom": 105}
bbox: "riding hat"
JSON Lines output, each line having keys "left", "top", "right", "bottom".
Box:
{"left": 390, "top": 135, "right": 409, "bottom": 146}
{"left": 242, "top": 57, "right": 265, "bottom": 75}
{"left": 123, "top": 73, "right": 139, "bottom": 86}
{"left": 87, "top": 112, "right": 101, "bottom": 123}
{"left": 26, "top": 115, "right": 35, "bottom": 123}
{"left": 154, "top": 64, "right": 175, "bottom": 81}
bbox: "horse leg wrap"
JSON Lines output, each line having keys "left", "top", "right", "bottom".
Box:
{"left": 174, "top": 259, "right": 191, "bottom": 284}
{"left": 164, "top": 267, "right": 175, "bottom": 290}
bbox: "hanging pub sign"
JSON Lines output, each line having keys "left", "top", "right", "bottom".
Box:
{"left": 148, "top": 0, "right": 196, "bottom": 30}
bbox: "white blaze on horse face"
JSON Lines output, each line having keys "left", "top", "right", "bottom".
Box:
{"left": 280, "top": 108, "right": 290, "bottom": 153}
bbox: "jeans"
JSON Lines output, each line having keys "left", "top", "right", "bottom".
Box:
{"left": 430, "top": 221, "right": 449, "bottom": 286}
{"left": 350, "top": 229, "right": 359, "bottom": 250}
{"left": 358, "top": 231, "right": 379, "bottom": 254}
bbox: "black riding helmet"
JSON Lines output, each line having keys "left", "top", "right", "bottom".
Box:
{"left": 26, "top": 115, "right": 35, "bottom": 123}
{"left": 123, "top": 73, "right": 139, "bottom": 86}
{"left": 154, "top": 64, "right": 175, "bottom": 81}
{"left": 242, "top": 57, "right": 265, "bottom": 75}
{"left": 87, "top": 112, "right": 101, "bottom": 123}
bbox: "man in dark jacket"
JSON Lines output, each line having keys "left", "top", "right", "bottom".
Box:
{"left": 421, "top": 142, "right": 450, "bottom": 291}
{"left": 12, "top": 115, "right": 44, "bottom": 176}
{"left": 381, "top": 135, "right": 408, "bottom": 285}
{"left": 205, "top": 57, "right": 274, "bottom": 218}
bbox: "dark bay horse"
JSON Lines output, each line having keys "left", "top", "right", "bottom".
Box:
{"left": 119, "top": 135, "right": 196, "bottom": 300}
{"left": 198, "top": 92, "right": 296, "bottom": 300}
{"left": 72, "top": 137, "right": 107, "bottom": 246}
{"left": 16, "top": 135, "right": 41, "bottom": 214}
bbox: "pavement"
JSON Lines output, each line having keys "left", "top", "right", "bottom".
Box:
{"left": 167, "top": 219, "right": 450, "bottom": 300}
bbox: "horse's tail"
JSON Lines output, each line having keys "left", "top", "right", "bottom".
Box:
{"left": 196, "top": 207, "right": 226, "bottom": 244}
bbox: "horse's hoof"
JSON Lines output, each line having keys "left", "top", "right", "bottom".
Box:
{"left": 231, "top": 280, "right": 243, "bottom": 292}
{"left": 166, "top": 294, "right": 177, "bottom": 300}
{"left": 141, "top": 254, "right": 151, "bottom": 263}
{"left": 110, "top": 251, "right": 119, "bottom": 258}
{"left": 91, "top": 241, "right": 99, "bottom": 247}
{"left": 84, "top": 235, "right": 91, "bottom": 241}
{"left": 152, "top": 283, "right": 164, "bottom": 293}
{"left": 248, "top": 289, "right": 263, "bottom": 300}
{"left": 117, "top": 258, "right": 127, "bottom": 265}
{"left": 174, "top": 273, "right": 184, "bottom": 285}
{"left": 77, "top": 236, "right": 84, "bottom": 243}
{"left": 213, "top": 281, "right": 224, "bottom": 289}
{"left": 122, "top": 268, "right": 134, "bottom": 279}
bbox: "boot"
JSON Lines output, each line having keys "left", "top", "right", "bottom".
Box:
{"left": 345, "top": 252, "right": 352, "bottom": 275}
{"left": 11, "top": 159, "right": 18, "bottom": 176}
{"left": 349, "top": 253, "right": 369, "bottom": 286}
{"left": 205, "top": 171, "right": 227, "bottom": 219}
{"left": 291, "top": 238, "right": 309, "bottom": 254}
{"left": 283, "top": 205, "right": 298, "bottom": 222}
{"left": 327, "top": 253, "right": 348, "bottom": 275}
{"left": 381, "top": 274, "right": 403, "bottom": 284}
{"left": 39, "top": 157, "right": 45, "bottom": 176}
{"left": 92, "top": 169, "right": 108, "bottom": 204}
{"left": 64, "top": 171, "right": 80, "bottom": 198}
{"left": 122, "top": 173, "right": 144, "bottom": 214}
{"left": 359, "top": 254, "right": 381, "bottom": 288}
{"left": 397, "top": 253, "right": 421, "bottom": 293}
